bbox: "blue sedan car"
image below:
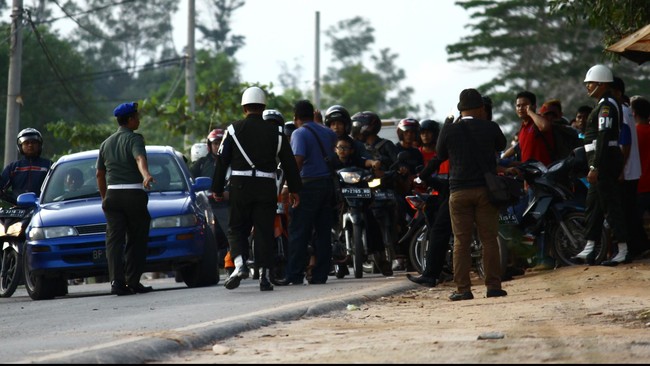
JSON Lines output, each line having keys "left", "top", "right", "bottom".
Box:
{"left": 19, "top": 146, "right": 219, "bottom": 300}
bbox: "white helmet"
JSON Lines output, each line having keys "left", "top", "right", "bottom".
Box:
{"left": 190, "top": 142, "right": 208, "bottom": 162}
{"left": 584, "top": 64, "right": 613, "bottom": 83}
{"left": 241, "top": 86, "right": 266, "bottom": 106}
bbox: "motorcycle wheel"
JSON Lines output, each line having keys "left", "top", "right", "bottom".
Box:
{"left": 408, "top": 225, "right": 428, "bottom": 274}
{"left": 350, "top": 224, "right": 365, "bottom": 279}
{"left": 0, "top": 245, "right": 23, "bottom": 298}
{"left": 550, "top": 211, "right": 609, "bottom": 266}
{"left": 272, "top": 234, "right": 289, "bottom": 281}
{"left": 470, "top": 230, "right": 509, "bottom": 280}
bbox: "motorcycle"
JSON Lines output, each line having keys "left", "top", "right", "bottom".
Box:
{"left": 0, "top": 195, "right": 35, "bottom": 297}
{"left": 499, "top": 147, "right": 609, "bottom": 269}
{"left": 403, "top": 189, "right": 487, "bottom": 281}
{"left": 331, "top": 165, "right": 377, "bottom": 278}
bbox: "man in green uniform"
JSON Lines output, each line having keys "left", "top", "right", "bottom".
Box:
{"left": 97, "top": 102, "right": 155, "bottom": 296}
{"left": 572, "top": 65, "right": 629, "bottom": 266}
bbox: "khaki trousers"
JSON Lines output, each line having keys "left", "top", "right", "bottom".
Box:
{"left": 449, "top": 187, "right": 502, "bottom": 293}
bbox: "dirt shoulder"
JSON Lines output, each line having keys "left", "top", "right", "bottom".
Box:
{"left": 162, "top": 259, "right": 650, "bottom": 364}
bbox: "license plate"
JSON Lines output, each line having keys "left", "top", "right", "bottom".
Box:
{"left": 341, "top": 187, "right": 371, "bottom": 198}
{"left": 0, "top": 208, "right": 27, "bottom": 218}
{"left": 92, "top": 249, "right": 107, "bottom": 263}
{"left": 373, "top": 190, "right": 395, "bottom": 200}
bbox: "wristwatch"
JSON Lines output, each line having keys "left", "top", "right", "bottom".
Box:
{"left": 589, "top": 165, "right": 598, "bottom": 172}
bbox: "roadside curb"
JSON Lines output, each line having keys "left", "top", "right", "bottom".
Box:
{"left": 45, "top": 279, "right": 417, "bottom": 363}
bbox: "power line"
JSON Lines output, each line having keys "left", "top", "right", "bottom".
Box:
{"left": 25, "top": 10, "right": 94, "bottom": 123}
{"left": 34, "top": 0, "right": 138, "bottom": 25}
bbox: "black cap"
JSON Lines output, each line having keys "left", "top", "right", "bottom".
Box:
{"left": 457, "top": 88, "right": 484, "bottom": 112}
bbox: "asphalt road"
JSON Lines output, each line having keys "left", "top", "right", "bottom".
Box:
{"left": 1, "top": 272, "right": 414, "bottom": 363}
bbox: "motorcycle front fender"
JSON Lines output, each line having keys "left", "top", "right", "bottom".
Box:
{"left": 1, "top": 241, "right": 19, "bottom": 254}
{"left": 343, "top": 208, "right": 365, "bottom": 227}
{"left": 522, "top": 195, "right": 552, "bottom": 223}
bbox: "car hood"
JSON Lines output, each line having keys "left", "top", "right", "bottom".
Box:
{"left": 31, "top": 193, "right": 192, "bottom": 227}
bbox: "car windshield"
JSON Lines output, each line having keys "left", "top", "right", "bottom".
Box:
{"left": 41, "top": 152, "right": 188, "bottom": 204}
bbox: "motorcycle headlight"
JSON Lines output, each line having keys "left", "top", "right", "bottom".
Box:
{"left": 368, "top": 178, "right": 382, "bottom": 188}
{"left": 29, "top": 226, "right": 78, "bottom": 240}
{"left": 339, "top": 171, "right": 362, "bottom": 184}
{"left": 150, "top": 214, "right": 197, "bottom": 228}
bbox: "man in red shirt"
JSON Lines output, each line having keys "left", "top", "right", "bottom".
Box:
{"left": 515, "top": 91, "right": 554, "bottom": 166}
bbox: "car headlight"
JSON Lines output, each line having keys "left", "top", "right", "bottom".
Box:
{"left": 339, "top": 171, "right": 361, "bottom": 184}
{"left": 29, "top": 226, "right": 78, "bottom": 240}
{"left": 150, "top": 214, "right": 197, "bottom": 228}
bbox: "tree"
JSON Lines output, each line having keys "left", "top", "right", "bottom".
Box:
{"left": 320, "top": 16, "right": 417, "bottom": 119}
{"left": 446, "top": 0, "right": 649, "bottom": 134}
{"left": 58, "top": 0, "right": 178, "bottom": 73}
{"left": 0, "top": 20, "right": 103, "bottom": 157}
{"left": 196, "top": 0, "right": 246, "bottom": 56}
{"left": 549, "top": 0, "right": 650, "bottom": 47}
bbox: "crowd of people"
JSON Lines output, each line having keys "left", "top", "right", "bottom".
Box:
{"left": 198, "top": 64, "right": 650, "bottom": 300}
{"left": 4, "top": 63, "right": 650, "bottom": 300}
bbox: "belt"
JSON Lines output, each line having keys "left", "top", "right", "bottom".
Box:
{"left": 584, "top": 140, "right": 618, "bottom": 152}
{"left": 107, "top": 183, "right": 143, "bottom": 190}
{"left": 231, "top": 169, "right": 276, "bottom": 179}
{"left": 301, "top": 176, "right": 330, "bottom": 184}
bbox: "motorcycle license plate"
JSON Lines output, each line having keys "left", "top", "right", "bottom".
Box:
{"left": 373, "top": 190, "right": 395, "bottom": 200}
{"left": 92, "top": 249, "right": 107, "bottom": 263}
{"left": 0, "top": 208, "right": 27, "bottom": 218}
{"left": 341, "top": 187, "right": 371, "bottom": 198}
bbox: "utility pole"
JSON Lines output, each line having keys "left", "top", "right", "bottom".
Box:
{"left": 184, "top": 0, "right": 196, "bottom": 150}
{"left": 313, "top": 11, "right": 320, "bottom": 110}
{"left": 4, "top": 0, "right": 23, "bottom": 166}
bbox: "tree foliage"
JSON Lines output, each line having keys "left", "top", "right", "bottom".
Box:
{"left": 549, "top": 0, "right": 650, "bottom": 46}
{"left": 320, "top": 16, "right": 417, "bottom": 120}
{"left": 0, "top": 21, "right": 102, "bottom": 158}
{"left": 447, "top": 0, "right": 649, "bottom": 134}
{"left": 196, "top": 0, "right": 246, "bottom": 56}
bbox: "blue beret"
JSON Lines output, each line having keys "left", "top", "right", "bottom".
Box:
{"left": 113, "top": 102, "right": 138, "bottom": 117}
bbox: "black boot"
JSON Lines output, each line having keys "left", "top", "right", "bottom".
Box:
{"left": 259, "top": 268, "right": 274, "bottom": 291}
{"left": 406, "top": 273, "right": 438, "bottom": 287}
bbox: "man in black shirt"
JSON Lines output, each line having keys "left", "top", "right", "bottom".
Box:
{"left": 437, "top": 88, "right": 508, "bottom": 301}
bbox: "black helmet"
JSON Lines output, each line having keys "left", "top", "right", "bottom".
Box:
{"left": 396, "top": 118, "right": 419, "bottom": 141}
{"left": 324, "top": 105, "right": 352, "bottom": 134}
{"left": 17, "top": 127, "right": 43, "bottom": 156}
{"left": 419, "top": 119, "right": 441, "bottom": 140}
{"left": 263, "top": 109, "right": 285, "bottom": 128}
{"left": 351, "top": 111, "right": 381, "bottom": 139}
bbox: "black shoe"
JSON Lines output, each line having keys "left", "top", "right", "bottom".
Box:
{"left": 449, "top": 291, "right": 474, "bottom": 301}
{"left": 273, "top": 277, "right": 296, "bottom": 286}
{"left": 224, "top": 267, "right": 246, "bottom": 290}
{"left": 601, "top": 259, "right": 624, "bottom": 267}
{"left": 260, "top": 277, "right": 274, "bottom": 291}
{"left": 128, "top": 283, "right": 153, "bottom": 294}
{"left": 406, "top": 273, "right": 438, "bottom": 288}
{"left": 378, "top": 261, "right": 393, "bottom": 277}
{"left": 111, "top": 281, "right": 134, "bottom": 296}
{"left": 486, "top": 289, "right": 508, "bottom": 298}
{"left": 571, "top": 250, "right": 596, "bottom": 265}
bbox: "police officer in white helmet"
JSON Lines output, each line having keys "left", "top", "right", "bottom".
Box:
{"left": 211, "top": 86, "right": 302, "bottom": 291}
{"left": 572, "top": 65, "right": 630, "bottom": 266}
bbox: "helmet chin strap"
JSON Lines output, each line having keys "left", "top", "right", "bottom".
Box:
{"left": 588, "top": 83, "right": 601, "bottom": 98}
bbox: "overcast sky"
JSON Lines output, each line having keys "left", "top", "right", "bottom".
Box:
{"left": 173, "top": 0, "right": 498, "bottom": 123}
